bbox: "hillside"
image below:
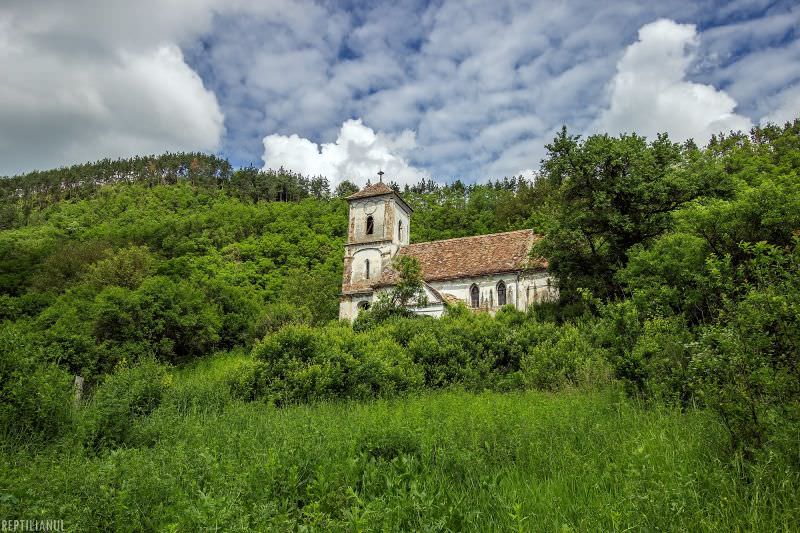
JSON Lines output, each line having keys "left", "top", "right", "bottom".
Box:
{"left": 1, "top": 122, "right": 799, "bottom": 529}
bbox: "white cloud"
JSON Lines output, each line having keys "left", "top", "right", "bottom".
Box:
{"left": 760, "top": 84, "right": 800, "bottom": 125}
{"left": 262, "top": 119, "right": 429, "bottom": 187}
{"left": 0, "top": 1, "right": 228, "bottom": 175}
{"left": 592, "top": 19, "right": 753, "bottom": 144}
{"left": 2, "top": 1, "right": 799, "bottom": 180}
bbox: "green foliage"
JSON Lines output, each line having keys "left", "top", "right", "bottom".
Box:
{"left": 521, "top": 322, "right": 611, "bottom": 391}
{"left": 334, "top": 180, "right": 359, "bottom": 197}
{"left": 248, "top": 324, "right": 423, "bottom": 404}
{"left": 80, "top": 359, "right": 169, "bottom": 451}
{"left": 2, "top": 390, "right": 797, "bottom": 530}
{"left": 93, "top": 276, "right": 222, "bottom": 365}
{"left": 253, "top": 302, "right": 312, "bottom": 340}
{"left": 388, "top": 255, "right": 428, "bottom": 308}
{"left": 0, "top": 325, "right": 74, "bottom": 442}
{"left": 0, "top": 181, "right": 350, "bottom": 382}
{"left": 84, "top": 245, "right": 155, "bottom": 289}
{"left": 690, "top": 240, "right": 800, "bottom": 457}
{"left": 254, "top": 307, "right": 614, "bottom": 397}
{"left": 535, "top": 128, "right": 719, "bottom": 299}
{"left": 537, "top": 120, "right": 800, "bottom": 457}
{"left": 31, "top": 239, "right": 110, "bottom": 293}
{"left": 353, "top": 255, "right": 427, "bottom": 331}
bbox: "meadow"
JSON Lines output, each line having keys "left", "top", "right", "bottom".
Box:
{"left": 0, "top": 354, "right": 796, "bottom": 532}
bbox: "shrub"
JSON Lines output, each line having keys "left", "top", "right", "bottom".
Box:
{"left": 31, "top": 240, "right": 110, "bottom": 293}
{"left": 689, "top": 246, "right": 800, "bottom": 456}
{"left": 165, "top": 351, "right": 251, "bottom": 414}
{"left": 253, "top": 303, "right": 312, "bottom": 341}
{"left": 81, "top": 359, "right": 170, "bottom": 451}
{"left": 202, "top": 280, "right": 261, "bottom": 349}
{"left": 84, "top": 245, "right": 155, "bottom": 290}
{"left": 0, "top": 326, "right": 73, "bottom": 443}
{"left": 93, "top": 276, "right": 221, "bottom": 364}
{"left": 631, "top": 316, "right": 694, "bottom": 404}
{"left": 521, "top": 323, "right": 607, "bottom": 391}
{"left": 249, "top": 324, "right": 422, "bottom": 404}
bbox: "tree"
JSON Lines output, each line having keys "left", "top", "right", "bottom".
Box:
{"left": 335, "top": 180, "right": 359, "bottom": 197}
{"left": 535, "top": 129, "right": 714, "bottom": 300}
{"left": 353, "top": 256, "right": 427, "bottom": 330}
{"left": 388, "top": 255, "right": 428, "bottom": 308}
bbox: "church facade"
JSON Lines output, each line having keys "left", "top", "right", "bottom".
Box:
{"left": 339, "top": 181, "right": 557, "bottom": 321}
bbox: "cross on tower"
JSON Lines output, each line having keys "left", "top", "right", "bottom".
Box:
{"left": 377, "top": 170, "right": 384, "bottom": 183}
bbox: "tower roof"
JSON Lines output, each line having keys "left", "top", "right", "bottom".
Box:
{"left": 346, "top": 181, "right": 413, "bottom": 213}
{"left": 345, "top": 181, "right": 394, "bottom": 200}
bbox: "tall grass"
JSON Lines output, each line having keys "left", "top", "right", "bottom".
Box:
{"left": 1, "top": 381, "right": 797, "bottom": 531}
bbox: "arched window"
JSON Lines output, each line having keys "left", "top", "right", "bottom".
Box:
{"left": 357, "top": 301, "right": 370, "bottom": 311}
{"left": 398, "top": 220, "right": 403, "bottom": 241}
{"left": 470, "top": 284, "right": 479, "bottom": 308}
{"left": 366, "top": 215, "right": 374, "bottom": 235}
{"left": 365, "top": 259, "right": 370, "bottom": 279}
{"left": 497, "top": 281, "right": 507, "bottom": 306}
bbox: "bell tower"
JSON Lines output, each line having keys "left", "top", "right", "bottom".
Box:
{"left": 339, "top": 172, "right": 412, "bottom": 320}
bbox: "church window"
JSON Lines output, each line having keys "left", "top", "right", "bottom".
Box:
{"left": 398, "top": 220, "right": 403, "bottom": 241}
{"left": 365, "top": 259, "right": 370, "bottom": 279}
{"left": 470, "top": 284, "right": 479, "bottom": 308}
{"left": 358, "top": 301, "right": 370, "bottom": 311}
{"left": 366, "top": 215, "right": 374, "bottom": 235}
{"left": 497, "top": 281, "right": 506, "bottom": 306}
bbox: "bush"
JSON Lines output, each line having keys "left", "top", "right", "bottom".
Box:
{"left": 81, "top": 359, "right": 170, "bottom": 451}
{"left": 689, "top": 245, "right": 800, "bottom": 456}
{"left": 521, "top": 323, "right": 611, "bottom": 391}
{"left": 248, "top": 324, "right": 422, "bottom": 404}
{"left": 84, "top": 245, "right": 155, "bottom": 290}
{"left": 631, "top": 316, "right": 694, "bottom": 404}
{"left": 0, "top": 326, "right": 73, "bottom": 443}
{"left": 356, "top": 309, "right": 613, "bottom": 393}
{"left": 93, "top": 276, "right": 221, "bottom": 364}
{"left": 165, "top": 351, "right": 251, "bottom": 414}
{"left": 253, "top": 304, "right": 312, "bottom": 342}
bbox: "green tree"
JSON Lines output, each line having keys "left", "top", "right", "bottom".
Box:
{"left": 535, "top": 129, "right": 714, "bottom": 299}
{"left": 334, "top": 180, "right": 359, "bottom": 198}
{"left": 388, "top": 255, "right": 428, "bottom": 308}
{"left": 354, "top": 256, "right": 427, "bottom": 330}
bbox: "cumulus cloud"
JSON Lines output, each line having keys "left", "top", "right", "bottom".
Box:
{"left": 592, "top": 19, "right": 753, "bottom": 144}
{"left": 0, "top": 1, "right": 225, "bottom": 175}
{"left": 262, "top": 119, "right": 429, "bottom": 187}
{"left": 3, "top": 1, "right": 799, "bottom": 180}
{"left": 760, "top": 84, "right": 800, "bottom": 125}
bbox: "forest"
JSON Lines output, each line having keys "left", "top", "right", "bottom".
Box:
{"left": 0, "top": 120, "right": 798, "bottom": 530}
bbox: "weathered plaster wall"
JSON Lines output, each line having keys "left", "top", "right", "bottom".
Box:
{"left": 351, "top": 247, "right": 383, "bottom": 283}
{"left": 349, "top": 198, "right": 387, "bottom": 242}
{"left": 342, "top": 270, "right": 558, "bottom": 322}
{"left": 427, "top": 270, "right": 556, "bottom": 311}
{"left": 339, "top": 293, "right": 374, "bottom": 321}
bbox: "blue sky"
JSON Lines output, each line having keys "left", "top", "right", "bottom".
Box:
{"left": 1, "top": 1, "right": 798, "bottom": 186}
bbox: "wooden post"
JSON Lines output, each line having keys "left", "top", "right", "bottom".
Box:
{"left": 73, "top": 375, "right": 84, "bottom": 406}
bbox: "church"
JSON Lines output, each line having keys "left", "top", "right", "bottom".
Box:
{"left": 339, "top": 178, "right": 557, "bottom": 321}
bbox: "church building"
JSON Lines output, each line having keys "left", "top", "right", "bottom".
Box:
{"left": 339, "top": 179, "right": 557, "bottom": 321}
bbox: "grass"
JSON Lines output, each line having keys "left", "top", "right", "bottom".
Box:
{"left": 2, "top": 365, "right": 798, "bottom": 532}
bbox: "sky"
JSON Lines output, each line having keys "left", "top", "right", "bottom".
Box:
{"left": 1, "top": 0, "right": 798, "bottom": 187}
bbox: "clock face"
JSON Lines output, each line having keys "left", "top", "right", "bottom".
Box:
{"left": 364, "top": 202, "right": 378, "bottom": 215}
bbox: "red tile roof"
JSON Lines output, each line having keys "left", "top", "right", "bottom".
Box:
{"left": 346, "top": 182, "right": 394, "bottom": 200}
{"left": 341, "top": 229, "right": 546, "bottom": 295}
{"left": 346, "top": 182, "right": 413, "bottom": 213}
{"left": 385, "top": 229, "right": 545, "bottom": 283}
